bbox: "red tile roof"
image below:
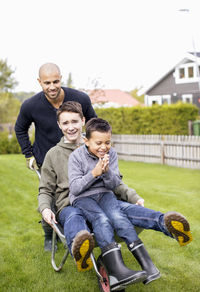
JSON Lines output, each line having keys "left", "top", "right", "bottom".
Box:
{"left": 88, "top": 89, "right": 140, "bottom": 106}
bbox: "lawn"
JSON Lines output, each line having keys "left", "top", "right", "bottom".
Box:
{"left": 0, "top": 154, "right": 200, "bottom": 292}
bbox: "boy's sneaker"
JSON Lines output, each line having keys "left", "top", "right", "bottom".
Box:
{"left": 164, "top": 212, "right": 192, "bottom": 246}
{"left": 72, "top": 230, "right": 95, "bottom": 271}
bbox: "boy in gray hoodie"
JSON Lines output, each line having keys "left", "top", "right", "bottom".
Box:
{"left": 68, "top": 117, "right": 192, "bottom": 287}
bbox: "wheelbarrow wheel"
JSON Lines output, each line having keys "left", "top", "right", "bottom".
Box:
{"left": 96, "top": 256, "right": 126, "bottom": 292}
{"left": 97, "top": 256, "right": 110, "bottom": 292}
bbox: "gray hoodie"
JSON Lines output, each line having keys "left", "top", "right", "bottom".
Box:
{"left": 69, "top": 145, "right": 121, "bottom": 204}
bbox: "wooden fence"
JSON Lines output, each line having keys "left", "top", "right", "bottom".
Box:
{"left": 112, "top": 134, "right": 200, "bottom": 169}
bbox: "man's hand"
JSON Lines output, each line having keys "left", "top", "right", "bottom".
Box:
{"left": 42, "top": 208, "right": 57, "bottom": 226}
{"left": 136, "top": 199, "right": 145, "bottom": 207}
{"left": 26, "top": 156, "right": 39, "bottom": 170}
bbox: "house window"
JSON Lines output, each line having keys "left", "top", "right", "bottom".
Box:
{"left": 175, "top": 63, "right": 199, "bottom": 84}
{"left": 145, "top": 95, "right": 171, "bottom": 106}
{"left": 145, "top": 95, "right": 162, "bottom": 106}
{"left": 162, "top": 95, "right": 171, "bottom": 104}
{"left": 188, "top": 66, "right": 194, "bottom": 78}
{"left": 182, "top": 94, "right": 193, "bottom": 103}
{"left": 179, "top": 68, "right": 185, "bottom": 79}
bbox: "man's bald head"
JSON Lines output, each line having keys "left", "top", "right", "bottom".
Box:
{"left": 37, "top": 63, "right": 63, "bottom": 102}
{"left": 39, "top": 63, "right": 61, "bottom": 78}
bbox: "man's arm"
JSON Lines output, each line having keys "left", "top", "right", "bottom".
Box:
{"left": 15, "top": 101, "right": 40, "bottom": 170}
{"left": 15, "top": 101, "right": 33, "bottom": 159}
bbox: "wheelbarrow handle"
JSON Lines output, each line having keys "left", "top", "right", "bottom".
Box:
{"left": 35, "top": 169, "right": 41, "bottom": 180}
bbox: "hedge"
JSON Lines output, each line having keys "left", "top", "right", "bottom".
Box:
{"left": 0, "top": 130, "right": 34, "bottom": 154}
{"left": 0, "top": 103, "right": 198, "bottom": 154}
{"left": 0, "top": 132, "right": 21, "bottom": 154}
{"left": 95, "top": 103, "right": 199, "bottom": 135}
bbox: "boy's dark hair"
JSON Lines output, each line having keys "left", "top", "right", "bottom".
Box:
{"left": 85, "top": 118, "right": 112, "bottom": 139}
{"left": 57, "top": 101, "right": 84, "bottom": 121}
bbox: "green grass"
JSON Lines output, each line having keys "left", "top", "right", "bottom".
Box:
{"left": 0, "top": 154, "right": 200, "bottom": 292}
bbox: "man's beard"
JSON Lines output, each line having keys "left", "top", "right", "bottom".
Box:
{"left": 46, "top": 88, "right": 61, "bottom": 100}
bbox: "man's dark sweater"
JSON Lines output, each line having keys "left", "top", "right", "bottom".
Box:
{"left": 15, "top": 87, "right": 97, "bottom": 165}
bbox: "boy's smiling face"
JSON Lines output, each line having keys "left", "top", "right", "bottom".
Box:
{"left": 58, "top": 111, "right": 85, "bottom": 143}
{"left": 85, "top": 131, "right": 111, "bottom": 158}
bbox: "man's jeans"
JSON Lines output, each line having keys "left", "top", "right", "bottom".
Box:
{"left": 59, "top": 198, "right": 172, "bottom": 253}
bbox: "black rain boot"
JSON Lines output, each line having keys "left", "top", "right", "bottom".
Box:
{"left": 41, "top": 219, "right": 56, "bottom": 252}
{"left": 101, "top": 242, "right": 147, "bottom": 291}
{"left": 129, "top": 239, "right": 160, "bottom": 285}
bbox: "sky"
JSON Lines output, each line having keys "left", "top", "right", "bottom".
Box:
{"left": 1, "top": 0, "right": 200, "bottom": 93}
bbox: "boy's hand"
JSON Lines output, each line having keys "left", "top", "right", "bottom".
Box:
{"left": 136, "top": 199, "right": 145, "bottom": 207}
{"left": 92, "top": 154, "right": 110, "bottom": 177}
{"left": 92, "top": 158, "right": 104, "bottom": 177}
{"left": 42, "top": 208, "right": 57, "bottom": 226}
{"left": 102, "top": 154, "right": 109, "bottom": 173}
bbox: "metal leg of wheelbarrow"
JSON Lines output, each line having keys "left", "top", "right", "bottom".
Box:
{"left": 51, "top": 220, "right": 70, "bottom": 272}
{"left": 90, "top": 253, "right": 104, "bottom": 282}
{"left": 34, "top": 170, "right": 70, "bottom": 272}
{"left": 90, "top": 253, "right": 111, "bottom": 292}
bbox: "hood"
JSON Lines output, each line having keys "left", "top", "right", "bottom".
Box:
{"left": 57, "top": 136, "right": 83, "bottom": 151}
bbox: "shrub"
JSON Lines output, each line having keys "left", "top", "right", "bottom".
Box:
{"left": 95, "top": 103, "right": 198, "bottom": 135}
{"left": 0, "top": 131, "right": 21, "bottom": 154}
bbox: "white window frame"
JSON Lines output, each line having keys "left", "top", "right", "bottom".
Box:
{"left": 145, "top": 95, "right": 171, "bottom": 106}
{"left": 182, "top": 94, "right": 193, "bottom": 103}
{"left": 162, "top": 95, "right": 171, "bottom": 104}
{"left": 175, "top": 62, "right": 199, "bottom": 84}
{"left": 145, "top": 95, "right": 162, "bottom": 106}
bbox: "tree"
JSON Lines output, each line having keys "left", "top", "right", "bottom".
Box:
{"left": 130, "top": 87, "right": 144, "bottom": 103}
{"left": 66, "top": 72, "right": 73, "bottom": 88}
{"left": 0, "top": 59, "right": 18, "bottom": 92}
{"left": 62, "top": 72, "right": 74, "bottom": 88}
{"left": 0, "top": 92, "right": 21, "bottom": 123}
{"left": 0, "top": 59, "right": 19, "bottom": 124}
{"left": 14, "top": 91, "right": 36, "bottom": 103}
{"left": 82, "top": 77, "right": 106, "bottom": 104}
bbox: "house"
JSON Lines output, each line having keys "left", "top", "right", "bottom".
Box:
{"left": 87, "top": 89, "right": 141, "bottom": 108}
{"left": 140, "top": 52, "right": 200, "bottom": 110}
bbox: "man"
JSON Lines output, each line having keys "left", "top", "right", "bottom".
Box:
{"left": 15, "top": 63, "right": 97, "bottom": 250}
{"left": 38, "top": 101, "right": 192, "bottom": 288}
{"left": 15, "top": 63, "right": 97, "bottom": 167}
